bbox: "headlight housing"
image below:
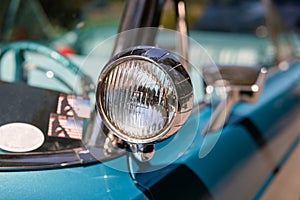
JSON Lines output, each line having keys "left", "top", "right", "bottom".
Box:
{"left": 96, "top": 46, "right": 193, "bottom": 146}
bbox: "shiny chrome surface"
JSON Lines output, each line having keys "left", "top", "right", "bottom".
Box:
{"left": 112, "top": 0, "right": 165, "bottom": 55}
{"left": 176, "top": 1, "right": 189, "bottom": 71}
{"left": 96, "top": 46, "right": 194, "bottom": 145}
{"left": 0, "top": 147, "right": 96, "bottom": 170}
{"left": 203, "top": 66, "right": 267, "bottom": 134}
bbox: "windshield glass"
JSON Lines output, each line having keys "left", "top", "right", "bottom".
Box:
{"left": 1, "top": 0, "right": 296, "bottom": 62}
{"left": 0, "top": 0, "right": 124, "bottom": 52}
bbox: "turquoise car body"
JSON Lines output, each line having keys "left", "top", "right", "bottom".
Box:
{"left": 1, "top": 27, "right": 300, "bottom": 199}
{"left": 1, "top": 0, "right": 300, "bottom": 198}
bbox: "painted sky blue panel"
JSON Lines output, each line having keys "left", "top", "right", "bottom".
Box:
{"left": 233, "top": 61, "right": 300, "bottom": 137}
{"left": 0, "top": 160, "right": 146, "bottom": 200}
{"left": 180, "top": 125, "right": 257, "bottom": 191}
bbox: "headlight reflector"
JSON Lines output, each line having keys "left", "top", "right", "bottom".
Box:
{"left": 100, "top": 58, "right": 177, "bottom": 140}
{"left": 96, "top": 46, "right": 193, "bottom": 144}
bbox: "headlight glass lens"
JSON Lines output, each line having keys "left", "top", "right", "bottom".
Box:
{"left": 99, "top": 58, "right": 177, "bottom": 142}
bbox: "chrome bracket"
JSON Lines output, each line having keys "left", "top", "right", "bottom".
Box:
{"left": 203, "top": 66, "right": 267, "bottom": 134}
{"left": 130, "top": 144, "right": 155, "bottom": 162}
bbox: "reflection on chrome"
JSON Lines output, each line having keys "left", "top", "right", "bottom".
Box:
{"left": 203, "top": 66, "right": 267, "bottom": 134}
{"left": 96, "top": 46, "right": 194, "bottom": 161}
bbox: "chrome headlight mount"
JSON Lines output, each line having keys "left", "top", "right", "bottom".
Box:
{"left": 96, "top": 46, "right": 193, "bottom": 161}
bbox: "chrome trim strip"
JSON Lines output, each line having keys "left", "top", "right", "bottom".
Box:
{"left": 0, "top": 147, "right": 97, "bottom": 170}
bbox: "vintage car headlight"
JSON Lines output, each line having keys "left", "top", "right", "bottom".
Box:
{"left": 96, "top": 46, "right": 193, "bottom": 145}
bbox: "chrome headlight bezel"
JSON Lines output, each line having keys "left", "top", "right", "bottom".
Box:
{"left": 96, "top": 46, "right": 193, "bottom": 144}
